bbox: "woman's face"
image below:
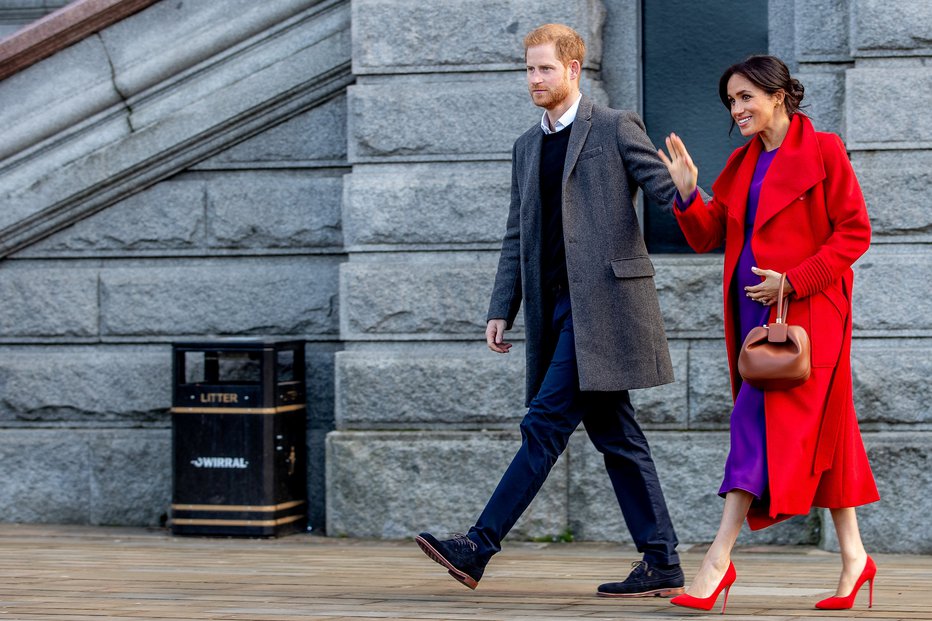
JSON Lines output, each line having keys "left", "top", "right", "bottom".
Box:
{"left": 726, "top": 73, "right": 784, "bottom": 136}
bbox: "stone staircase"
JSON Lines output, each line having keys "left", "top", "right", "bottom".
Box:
{"left": 1, "top": 0, "right": 351, "bottom": 256}
{"left": 0, "top": 0, "right": 351, "bottom": 532}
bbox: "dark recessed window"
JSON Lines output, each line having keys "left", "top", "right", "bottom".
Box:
{"left": 642, "top": 0, "right": 768, "bottom": 253}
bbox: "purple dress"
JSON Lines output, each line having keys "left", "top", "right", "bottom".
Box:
{"left": 674, "top": 148, "right": 780, "bottom": 499}
{"left": 718, "top": 147, "right": 779, "bottom": 499}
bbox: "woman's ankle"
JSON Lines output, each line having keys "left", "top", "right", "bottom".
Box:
{"left": 699, "top": 553, "right": 731, "bottom": 576}
{"left": 840, "top": 548, "right": 867, "bottom": 567}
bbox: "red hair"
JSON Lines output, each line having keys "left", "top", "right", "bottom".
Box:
{"left": 524, "top": 24, "right": 586, "bottom": 66}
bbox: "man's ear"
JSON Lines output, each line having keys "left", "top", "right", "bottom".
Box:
{"left": 570, "top": 59, "right": 581, "bottom": 80}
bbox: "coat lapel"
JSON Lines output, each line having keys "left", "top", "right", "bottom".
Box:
{"left": 520, "top": 127, "right": 543, "bottom": 257}
{"left": 712, "top": 136, "right": 762, "bottom": 229}
{"left": 754, "top": 114, "right": 825, "bottom": 233}
{"left": 562, "top": 94, "right": 592, "bottom": 185}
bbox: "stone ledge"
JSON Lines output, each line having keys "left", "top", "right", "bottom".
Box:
{"left": 652, "top": 256, "right": 724, "bottom": 335}
{"left": 0, "top": 0, "right": 352, "bottom": 257}
{"left": 0, "top": 428, "right": 170, "bottom": 526}
{"left": 821, "top": 431, "right": 932, "bottom": 554}
{"left": 325, "top": 430, "right": 568, "bottom": 540}
{"left": 854, "top": 249, "right": 932, "bottom": 332}
{"left": 99, "top": 258, "right": 340, "bottom": 337}
{"left": 845, "top": 67, "right": 932, "bottom": 148}
{"left": 569, "top": 431, "right": 820, "bottom": 545}
{"left": 339, "top": 259, "right": 501, "bottom": 339}
{"left": 0, "top": 342, "right": 337, "bottom": 429}
{"left": 347, "top": 76, "right": 537, "bottom": 163}
{"left": 0, "top": 0, "right": 158, "bottom": 82}
{"left": 334, "top": 348, "right": 526, "bottom": 429}
{"left": 342, "top": 162, "right": 510, "bottom": 247}
{"left": 0, "top": 346, "right": 169, "bottom": 423}
{"left": 794, "top": 0, "right": 850, "bottom": 62}
{"left": 0, "top": 265, "right": 99, "bottom": 337}
{"left": 351, "top": 0, "right": 605, "bottom": 74}
{"left": 339, "top": 256, "right": 728, "bottom": 341}
{"left": 630, "top": 344, "right": 689, "bottom": 428}
{"left": 0, "top": 34, "right": 121, "bottom": 166}
{"left": 851, "top": 150, "right": 932, "bottom": 240}
{"left": 332, "top": 343, "right": 689, "bottom": 432}
{"left": 687, "top": 342, "right": 733, "bottom": 429}
{"left": 337, "top": 250, "right": 925, "bottom": 341}
{"left": 347, "top": 73, "right": 606, "bottom": 163}
{"left": 851, "top": 340, "right": 931, "bottom": 426}
{"left": 795, "top": 69, "right": 845, "bottom": 137}
{"left": 852, "top": 0, "right": 932, "bottom": 57}
{"left": 15, "top": 167, "right": 348, "bottom": 257}
{"left": 194, "top": 94, "right": 348, "bottom": 169}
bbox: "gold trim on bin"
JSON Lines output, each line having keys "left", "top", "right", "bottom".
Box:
{"left": 170, "top": 404, "right": 306, "bottom": 415}
{"left": 170, "top": 514, "right": 305, "bottom": 528}
{"left": 171, "top": 500, "right": 306, "bottom": 513}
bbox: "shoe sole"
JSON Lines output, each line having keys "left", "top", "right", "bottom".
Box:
{"left": 597, "top": 587, "right": 685, "bottom": 598}
{"left": 415, "top": 535, "right": 479, "bottom": 590}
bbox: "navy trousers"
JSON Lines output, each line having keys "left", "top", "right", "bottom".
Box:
{"left": 468, "top": 291, "right": 680, "bottom": 567}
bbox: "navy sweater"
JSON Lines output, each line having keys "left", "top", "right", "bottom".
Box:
{"left": 539, "top": 122, "right": 573, "bottom": 292}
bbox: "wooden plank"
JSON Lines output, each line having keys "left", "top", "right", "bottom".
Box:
{"left": 0, "top": 524, "right": 928, "bottom": 620}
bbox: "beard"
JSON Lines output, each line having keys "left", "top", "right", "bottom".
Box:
{"left": 530, "top": 75, "right": 572, "bottom": 110}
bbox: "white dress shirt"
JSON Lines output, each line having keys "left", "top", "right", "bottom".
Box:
{"left": 540, "top": 93, "right": 582, "bottom": 134}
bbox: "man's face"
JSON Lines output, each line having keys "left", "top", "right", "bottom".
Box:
{"left": 526, "top": 43, "right": 574, "bottom": 110}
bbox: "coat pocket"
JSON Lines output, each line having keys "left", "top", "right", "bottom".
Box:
{"left": 610, "top": 255, "right": 655, "bottom": 278}
{"left": 809, "top": 288, "right": 846, "bottom": 368}
{"left": 577, "top": 145, "right": 603, "bottom": 162}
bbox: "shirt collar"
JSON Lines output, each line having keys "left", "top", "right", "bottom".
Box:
{"left": 540, "top": 93, "right": 582, "bottom": 134}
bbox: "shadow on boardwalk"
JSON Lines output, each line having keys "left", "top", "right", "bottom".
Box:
{"left": 0, "top": 524, "right": 929, "bottom": 620}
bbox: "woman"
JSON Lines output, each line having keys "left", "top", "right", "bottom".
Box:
{"left": 657, "top": 55, "right": 880, "bottom": 613}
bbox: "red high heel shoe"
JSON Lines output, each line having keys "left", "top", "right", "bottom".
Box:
{"left": 670, "top": 561, "right": 736, "bottom": 614}
{"left": 815, "top": 555, "right": 876, "bottom": 610}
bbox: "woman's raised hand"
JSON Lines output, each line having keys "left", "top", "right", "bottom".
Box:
{"left": 658, "top": 133, "right": 699, "bottom": 202}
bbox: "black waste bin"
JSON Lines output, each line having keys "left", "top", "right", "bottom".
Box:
{"left": 170, "top": 339, "right": 307, "bottom": 537}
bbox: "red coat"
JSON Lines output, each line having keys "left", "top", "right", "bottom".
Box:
{"left": 675, "top": 114, "right": 879, "bottom": 529}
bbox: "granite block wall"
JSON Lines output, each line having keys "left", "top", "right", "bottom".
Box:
{"left": 832, "top": 0, "right": 932, "bottom": 552}
{"left": 329, "top": 0, "right": 611, "bottom": 542}
{"left": 0, "top": 1, "right": 351, "bottom": 531}
{"left": 0, "top": 0, "right": 927, "bottom": 553}
{"left": 327, "top": 0, "right": 931, "bottom": 554}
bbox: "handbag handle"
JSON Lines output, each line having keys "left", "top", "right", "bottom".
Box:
{"left": 774, "top": 273, "right": 790, "bottom": 324}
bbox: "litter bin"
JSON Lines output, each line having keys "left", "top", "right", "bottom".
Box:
{"left": 170, "top": 339, "right": 307, "bottom": 537}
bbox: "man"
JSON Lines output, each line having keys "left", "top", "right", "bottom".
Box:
{"left": 416, "top": 24, "right": 684, "bottom": 598}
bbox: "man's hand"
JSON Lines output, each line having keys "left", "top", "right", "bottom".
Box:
{"left": 486, "top": 319, "right": 512, "bottom": 354}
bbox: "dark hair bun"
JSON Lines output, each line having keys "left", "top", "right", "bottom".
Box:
{"left": 788, "top": 78, "right": 805, "bottom": 103}
{"left": 719, "top": 55, "right": 808, "bottom": 121}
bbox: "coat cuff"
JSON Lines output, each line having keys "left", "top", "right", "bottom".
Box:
{"left": 673, "top": 188, "right": 699, "bottom": 211}
{"left": 786, "top": 255, "right": 834, "bottom": 299}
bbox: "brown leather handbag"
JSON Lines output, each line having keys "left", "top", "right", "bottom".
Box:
{"left": 738, "top": 274, "right": 811, "bottom": 390}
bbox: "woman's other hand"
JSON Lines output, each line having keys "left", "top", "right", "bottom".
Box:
{"left": 745, "top": 267, "right": 795, "bottom": 306}
{"left": 658, "top": 132, "right": 699, "bottom": 202}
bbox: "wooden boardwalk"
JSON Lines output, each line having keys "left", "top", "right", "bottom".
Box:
{"left": 0, "top": 524, "right": 929, "bottom": 620}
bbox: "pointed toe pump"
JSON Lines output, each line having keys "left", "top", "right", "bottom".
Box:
{"left": 815, "top": 555, "right": 876, "bottom": 610}
{"left": 671, "top": 561, "right": 737, "bottom": 614}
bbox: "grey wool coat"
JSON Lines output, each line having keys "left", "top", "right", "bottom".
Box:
{"left": 487, "top": 94, "right": 677, "bottom": 406}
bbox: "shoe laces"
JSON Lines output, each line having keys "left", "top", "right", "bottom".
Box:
{"left": 629, "top": 560, "right": 652, "bottom": 577}
{"left": 450, "top": 533, "right": 478, "bottom": 552}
